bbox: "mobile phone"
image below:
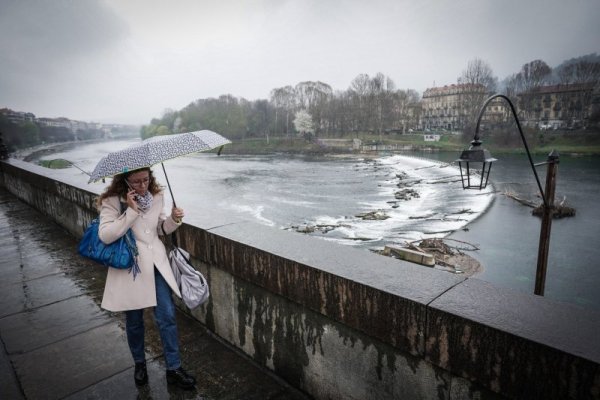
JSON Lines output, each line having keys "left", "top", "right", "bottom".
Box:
{"left": 125, "top": 180, "right": 140, "bottom": 201}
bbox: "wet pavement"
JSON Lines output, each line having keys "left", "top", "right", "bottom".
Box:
{"left": 0, "top": 187, "right": 309, "bottom": 400}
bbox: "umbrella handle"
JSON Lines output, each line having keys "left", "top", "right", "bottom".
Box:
{"left": 161, "top": 163, "right": 177, "bottom": 208}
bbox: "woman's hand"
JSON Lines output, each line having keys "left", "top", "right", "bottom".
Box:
{"left": 172, "top": 207, "right": 185, "bottom": 223}
{"left": 126, "top": 190, "right": 139, "bottom": 212}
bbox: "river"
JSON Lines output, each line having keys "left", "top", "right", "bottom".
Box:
{"left": 21, "top": 139, "right": 600, "bottom": 310}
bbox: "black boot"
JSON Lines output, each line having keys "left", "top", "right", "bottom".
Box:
{"left": 134, "top": 361, "right": 148, "bottom": 386}
{"left": 166, "top": 367, "right": 196, "bottom": 389}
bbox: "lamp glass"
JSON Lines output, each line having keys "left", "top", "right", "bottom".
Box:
{"left": 456, "top": 145, "right": 496, "bottom": 190}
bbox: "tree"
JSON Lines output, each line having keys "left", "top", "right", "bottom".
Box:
{"left": 156, "top": 125, "right": 170, "bottom": 136}
{"left": 457, "top": 58, "right": 498, "bottom": 130}
{"left": 369, "top": 72, "right": 396, "bottom": 136}
{"left": 269, "top": 86, "right": 297, "bottom": 135}
{"left": 514, "top": 60, "right": 553, "bottom": 123}
{"left": 347, "top": 72, "right": 398, "bottom": 135}
{"left": 140, "top": 124, "right": 158, "bottom": 139}
{"left": 161, "top": 108, "right": 178, "bottom": 131}
{"left": 293, "top": 109, "right": 314, "bottom": 139}
{"left": 138, "top": 71, "right": 425, "bottom": 140}
{"left": 502, "top": 73, "right": 520, "bottom": 99}
{"left": 555, "top": 54, "right": 600, "bottom": 85}
{"left": 348, "top": 73, "right": 371, "bottom": 133}
{"left": 555, "top": 58, "right": 600, "bottom": 126}
{"left": 459, "top": 58, "right": 498, "bottom": 92}
{"left": 557, "top": 60, "right": 600, "bottom": 85}
{"left": 20, "top": 121, "right": 40, "bottom": 147}
{"left": 295, "top": 81, "right": 332, "bottom": 135}
{"left": 517, "top": 59, "right": 552, "bottom": 92}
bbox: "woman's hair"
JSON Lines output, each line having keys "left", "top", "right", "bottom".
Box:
{"left": 95, "top": 167, "right": 163, "bottom": 209}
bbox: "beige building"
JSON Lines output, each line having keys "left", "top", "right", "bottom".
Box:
{"left": 420, "top": 82, "right": 599, "bottom": 132}
{"left": 420, "top": 83, "right": 487, "bottom": 131}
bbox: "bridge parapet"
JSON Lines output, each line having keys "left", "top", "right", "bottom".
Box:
{"left": 1, "top": 159, "right": 598, "bottom": 400}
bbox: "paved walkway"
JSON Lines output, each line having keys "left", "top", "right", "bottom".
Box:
{"left": 0, "top": 187, "right": 308, "bottom": 400}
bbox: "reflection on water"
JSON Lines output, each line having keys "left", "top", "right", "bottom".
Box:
{"left": 28, "top": 140, "right": 600, "bottom": 310}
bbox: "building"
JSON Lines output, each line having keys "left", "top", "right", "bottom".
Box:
{"left": 517, "top": 83, "right": 597, "bottom": 129}
{"left": 36, "top": 117, "right": 72, "bottom": 129}
{"left": 420, "top": 84, "right": 487, "bottom": 131}
{"left": 0, "top": 109, "right": 36, "bottom": 124}
{"left": 478, "top": 96, "right": 511, "bottom": 131}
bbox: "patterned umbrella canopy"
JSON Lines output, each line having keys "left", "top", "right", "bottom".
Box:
{"left": 88, "top": 130, "right": 231, "bottom": 183}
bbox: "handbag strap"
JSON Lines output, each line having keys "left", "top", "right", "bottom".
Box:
{"left": 160, "top": 220, "right": 182, "bottom": 248}
{"left": 161, "top": 224, "right": 191, "bottom": 263}
{"left": 161, "top": 223, "right": 177, "bottom": 250}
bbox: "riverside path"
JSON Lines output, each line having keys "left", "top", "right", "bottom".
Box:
{"left": 0, "top": 187, "right": 308, "bottom": 400}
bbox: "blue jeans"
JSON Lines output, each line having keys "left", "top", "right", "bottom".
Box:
{"left": 125, "top": 267, "right": 181, "bottom": 370}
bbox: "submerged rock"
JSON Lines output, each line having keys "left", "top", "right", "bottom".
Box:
{"left": 291, "top": 223, "right": 349, "bottom": 234}
{"left": 355, "top": 210, "right": 390, "bottom": 220}
{"left": 394, "top": 188, "right": 420, "bottom": 200}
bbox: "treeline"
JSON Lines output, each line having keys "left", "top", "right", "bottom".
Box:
{"left": 142, "top": 54, "right": 600, "bottom": 140}
{"left": 141, "top": 73, "right": 421, "bottom": 140}
{"left": 0, "top": 118, "right": 104, "bottom": 151}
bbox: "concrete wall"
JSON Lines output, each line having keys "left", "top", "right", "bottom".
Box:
{"left": 2, "top": 159, "right": 599, "bottom": 400}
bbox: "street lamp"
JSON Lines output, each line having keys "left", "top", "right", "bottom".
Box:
{"left": 456, "top": 94, "right": 559, "bottom": 296}
{"left": 456, "top": 138, "right": 497, "bottom": 190}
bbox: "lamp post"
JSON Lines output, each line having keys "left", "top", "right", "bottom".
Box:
{"left": 456, "top": 94, "right": 559, "bottom": 296}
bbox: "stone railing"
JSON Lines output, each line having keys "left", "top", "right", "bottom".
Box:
{"left": 1, "top": 159, "right": 599, "bottom": 400}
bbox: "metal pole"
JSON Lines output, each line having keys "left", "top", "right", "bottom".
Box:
{"left": 534, "top": 150, "right": 559, "bottom": 296}
{"left": 161, "top": 162, "right": 177, "bottom": 208}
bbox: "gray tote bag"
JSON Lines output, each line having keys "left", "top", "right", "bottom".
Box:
{"left": 162, "top": 226, "right": 209, "bottom": 309}
{"left": 168, "top": 246, "right": 210, "bottom": 309}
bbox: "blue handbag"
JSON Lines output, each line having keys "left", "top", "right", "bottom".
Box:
{"left": 78, "top": 202, "right": 141, "bottom": 279}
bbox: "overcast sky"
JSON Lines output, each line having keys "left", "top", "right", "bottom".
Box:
{"left": 1, "top": 0, "right": 599, "bottom": 124}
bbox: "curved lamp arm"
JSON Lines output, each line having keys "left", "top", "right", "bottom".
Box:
{"left": 474, "top": 94, "right": 548, "bottom": 207}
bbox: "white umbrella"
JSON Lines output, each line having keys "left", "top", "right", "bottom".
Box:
{"left": 88, "top": 130, "right": 231, "bottom": 205}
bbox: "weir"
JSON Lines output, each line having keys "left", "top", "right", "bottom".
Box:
{"left": 1, "top": 158, "right": 599, "bottom": 400}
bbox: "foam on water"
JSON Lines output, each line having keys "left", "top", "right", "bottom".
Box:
{"left": 227, "top": 203, "right": 275, "bottom": 227}
{"left": 297, "top": 154, "right": 494, "bottom": 248}
{"left": 26, "top": 141, "right": 493, "bottom": 251}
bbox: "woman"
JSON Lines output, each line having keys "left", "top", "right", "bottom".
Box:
{"left": 96, "top": 167, "right": 195, "bottom": 389}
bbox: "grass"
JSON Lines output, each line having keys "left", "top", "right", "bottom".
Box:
{"left": 38, "top": 159, "right": 72, "bottom": 169}
{"left": 224, "top": 130, "right": 600, "bottom": 156}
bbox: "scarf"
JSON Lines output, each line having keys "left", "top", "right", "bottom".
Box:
{"left": 136, "top": 191, "right": 153, "bottom": 213}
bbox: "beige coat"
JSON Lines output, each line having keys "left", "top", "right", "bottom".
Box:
{"left": 99, "top": 192, "right": 182, "bottom": 312}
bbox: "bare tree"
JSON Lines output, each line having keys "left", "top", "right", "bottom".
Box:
{"left": 502, "top": 73, "right": 520, "bottom": 99}
{"left": 458, "top": 58, "right": 498, "bottom": 93}
{"left": 557, "top": 60, "right": 600, "bottom": 85}
{"left": 294, "top": 81, "right": 332, "bottom": 135}
{"left": 295, "top": 81, "right": 332, "bottom": 110}
{"left": 515, "top": 60, "right": 552, "bottom": 123}
{"left": 517, "top": 59, "right": 552, "bottom": 92}
{"left": 348, "top": 74, "right": 370, "bottom": 133}
{"left": 457, "top": 58, "right": 498, "bottom": 130}
{"left": 270, "top": 86, "right": 296, "bottom": 134}
{"left": 555, "top": 60, "right": 600, "bottom": 126}
{"left": 369, "top": 73, "right": 397, "bottom": 136}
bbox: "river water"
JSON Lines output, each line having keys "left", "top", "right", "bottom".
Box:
{"left": 24, "top": 139, "right": 600, "bottom": 310}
